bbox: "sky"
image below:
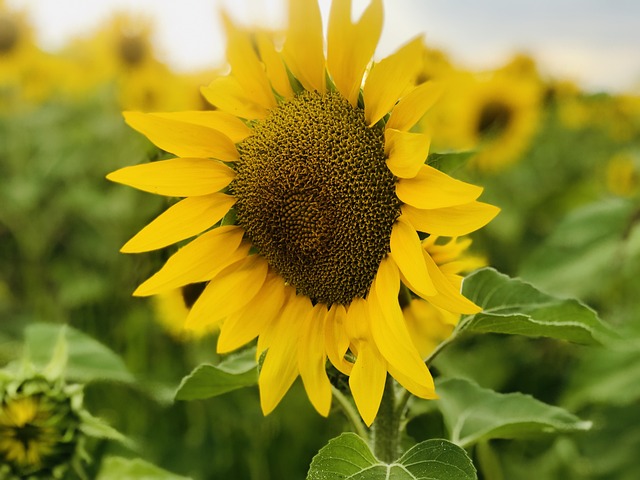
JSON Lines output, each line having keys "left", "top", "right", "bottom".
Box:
{"left": 7, "top": 0, "right": 640, "bottom": 92}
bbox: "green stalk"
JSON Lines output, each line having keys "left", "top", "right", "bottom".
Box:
{"left": 331, "top": 386, "right": 369, "bottom": 442}
{"left": 372, "top": 376, "right": 401, "bottom": 463}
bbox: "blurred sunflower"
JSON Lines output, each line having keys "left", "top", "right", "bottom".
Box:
{"left": 0, "top": 0, "right": 57, "bottom": 104}
{"left": 109, "top": 0, "right": 499, "bottom": 425}
{"left": 424, "top": 69, "right": 541, "bottom": 172}
{"left": 63, "top": 13, "right": 201, "bottom": 110}
{"left": 0, "top": 378, "right": 82, "bottom": 479}
{"left": 152, "top": 283, "right": 212, "bottom": 340}
{"left": 606, "top": 152, "right": 640, "bottom": 197}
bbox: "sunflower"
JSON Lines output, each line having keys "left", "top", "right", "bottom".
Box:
{"left": 0, "top": 0, "right": 57, "bottom": 105}
{"left": 108, "top": 0, "right": 499, "bottom": 426}
{"left": 606, "top": 152, "right": 640, "bottom": 197}
{"left": 423, "top": 67, "right": 542, "bottom": 172}
{"left": 0, "top": 378, "right": 82, "bottom": 478}
{"left": 403, "top": 236, "right": 486, "bottom": 359}
{"left": 152, "top": 283, "right": 212, "bottom": 340}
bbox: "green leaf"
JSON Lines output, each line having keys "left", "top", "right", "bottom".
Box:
{"left": 519, "top": 199, "right": 638, "bottom": 299}
{"left": 459, "top": 268, "right": 612, "bottom": 345}
{"left": 97, "top": 457, "right": 191, "bottom": 480}
{"left": 79, "top": 410, "right": 135, "bottom": 450}
{"left": 25, "top": 323, "right": 134, "bottom": 383}
{"left": 562, "top": 338, "right": 640, "bottom": 409}
{"left": 174, "top": 351, "right": 258, "bottom": 401}
{"left": 307, "top": 432, "right": 476, "bottom": 480}
{"left": 436, "top": 378, "right": 591, "bottom": 448}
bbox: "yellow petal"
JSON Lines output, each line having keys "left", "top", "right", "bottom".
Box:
{"left": 386, "top": 81, "right": 444, "bottom": 131}
{"left": 421, "top": 251, "right": 481, "bottom": 314}
{"left": 324, "top": 304, "right": 352, "bottom": 375}
{"left": 259, "top": 294, "right": 311, "bottom": 415}
{"left": 134, "top": 228, "right": 248, "bottom": 297}
{"left": 350, "top": 343, "right": 387, "bottom": 427}
{"left": 385, "top": 129, "right": 431, "bottom": 179}
{"left": 389, "top": 217, "right": 436, "bottom": 296}
{"left": 327, "top": 0, "right": 383, "bottom": 106}
{"left": 298, "top": 305, "right": 332, "bottom": 417}
{"left": 402, "top": 202, "right": 500, "bottom": 236}
{"left": 387, "top": 363, "right": 436, "bottom": 399}
{"left": 363, "top": 36, "right": 423, "bottom": 126}
{"left": 222, "top": 13, "right": 277, "bottom": 111}
{"left": 370, "top": 258, "right": 434, "bottom": 386}
{"left": 154, "top": 111, "right": 252, "bottom": 143}
{"left": 124, "top": 112, "right": 238, "bottom": 161}
{"left": 107, "top": 158, "right": 235, "bottom": 197}
{"left": 256, "top": 32, "right": 294, "bottom": 99}
{"left": 345, "top": 299, "right": 387, "bottom": 427}
{"left": 201, "top": 76, "right": 269, "bottom": 120}
{"left": 217, "top": 274, "right": 286, "bottom": 354}
{"left": 185, "top": 255, "right": 269, "bottom": 330}
{"left": 396, "top": 165, "right": 484, "bottom": 209}
{"left": 283, "top": 0, "right": 325, "bottom": 93}
{"left": 122, "top": 193, "right": 236, "bottom": 253}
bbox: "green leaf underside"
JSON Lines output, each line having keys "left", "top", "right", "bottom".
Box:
{"left": 307, "top": 433, "right": 476, "bottom": 480}
{"left": 460, "top": 268, "right": 612, "bottom": 345}
{"left": 436, "top": 378, "right": 591, "bottom": 448}
{"left": 97, "top": 457, "right": 191, "bottom": 480}
{"left": 174, "top": 360, "right": 258, "bottom": 401}
{"left": 25, "top": 323, "right": 134, "bottom": 383}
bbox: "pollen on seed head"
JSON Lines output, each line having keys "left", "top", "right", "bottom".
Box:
{"left": 232, "top": 91, "right": 401, "bottom": 306}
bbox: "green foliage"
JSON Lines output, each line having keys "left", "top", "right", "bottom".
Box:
{"left": 435, "top": 378, "right": 591, "bottom": 448}
{"left": 97, "top": 457, "right": 191, "bottom": 480}
{"left": 174, "top": 350, "right": 258, "bottom": 401}
{"left": 24, "top": 323, "right": 134, "bottom": 383}
{"left": 519, "top": 198, "right": 640, "bottom": 301}
{"left": 459, "top": 268, "right": 612, "bottom": 345}
{"left": 307, "top": 433, "right": 476, "bottom": 480}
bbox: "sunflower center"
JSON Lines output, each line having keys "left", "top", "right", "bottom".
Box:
{"left": 477, "top": 100, "right": 513, "bottom": 137}
{"left": 232, "top": 91, "right": 400, "bottom": 306}
{"left": 118, "top": 34, "right": 146, "bottom": 66}
{"left": 0, "top": 15, "right": 19, "bottom": 54}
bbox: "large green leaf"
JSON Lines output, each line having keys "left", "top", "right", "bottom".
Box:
{"left": 307, "top": 433, "right": 476, "bottom": 480}
{"left": 97, "top": 457, "right": 191, "bottom": 480}
{"left": 562, "top": 338, "right": 640, "bottom": 410}
{"left": 459, "top": 268, "right": 612, "bottom": 345}
{"left": 519, "top": 199, "right": 639, "bottom": 299}
{"left": 25, "top": 323, "right": 134, "bottom": 383}
{"left": 174, "top": 349, "right": 258, "bottom": 401}
{"left": 436, "top": 378, "right": 591, "bottom": 448}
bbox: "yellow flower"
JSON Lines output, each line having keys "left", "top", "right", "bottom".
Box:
{"left": 152, "top": 284, "right": 213, "bottom": 340}
{"left": 423, "top": 68, "right": 541, "bottom": 172}
{"left": 606, "top": 153, "right": 640, "bottom": 197}
{"left": 403, "top": 236, "right": 486, "bottom": 359}
{"left": 108, "top": 0, "right": 499, "bottom": 426}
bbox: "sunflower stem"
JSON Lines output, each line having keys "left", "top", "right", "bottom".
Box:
{"left": 331, "top": 386, "right": 369, "bottom": 442}
{"left": 372, "top": 376, "right": 401, "bottom": 463}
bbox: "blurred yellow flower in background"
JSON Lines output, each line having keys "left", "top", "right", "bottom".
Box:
{"left": 420, "top": 54, "right": 542, "bottom": 172}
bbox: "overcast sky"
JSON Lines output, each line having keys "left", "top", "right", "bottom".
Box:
{"left": 8, "top": 0, "right": 640, "bottom": 92}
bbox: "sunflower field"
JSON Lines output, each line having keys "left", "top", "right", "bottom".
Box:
{"left": 1, "top": 1, "right": 639, "bottom": 479}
